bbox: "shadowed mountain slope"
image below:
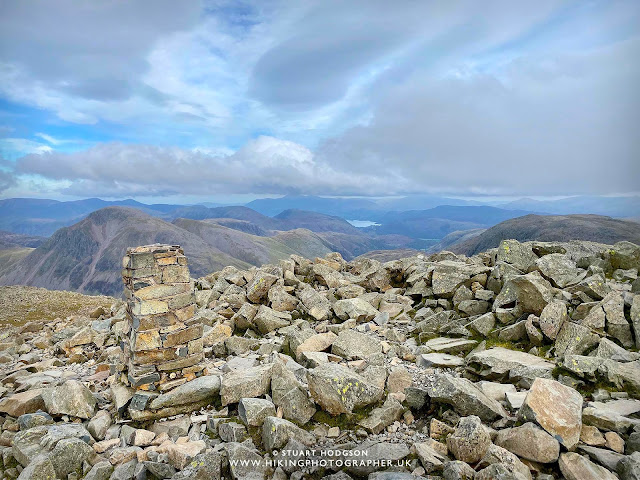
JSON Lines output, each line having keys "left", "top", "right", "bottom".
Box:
{"left": 173, "top": 218, "right": 314, "bottom": 266}
{"left": 366, "top": 205, "right": 533, "bottom": 239}
{"left": 451, "top": 214, "right": 640, "bottom": 255}
{"left": 0, "top": 207, "right": 249, "bottom": 296}
{"left": 0, "top": 230, "right": 46, "bottom": 249}
{"left": 0, "top": 208, "right": 367, "bottom": 296}
{"left": 274, "top": 209, "right": 362, "bottom": 234}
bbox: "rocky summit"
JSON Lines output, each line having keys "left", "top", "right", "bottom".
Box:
{"left": 0, "top": 239, "right": 640, "bottom": 480}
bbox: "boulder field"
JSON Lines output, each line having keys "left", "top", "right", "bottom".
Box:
{"left": 0, "top": 239, "right": 640, "bottom": 479}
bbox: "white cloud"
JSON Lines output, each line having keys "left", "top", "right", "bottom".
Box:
{"left": 0, "top": 0, "right": 638, "bottom": 198}
{"left": 0, "top": 138, "right": 52, "bottom": 158}
{"left": 11, "top": 136, "right": 391, "bottom": 197}
{"left": 34, "top": 133, "right": 62, "bottom": 145}
{"left": 315, "top": 37, "right": 640, "bottom": 196}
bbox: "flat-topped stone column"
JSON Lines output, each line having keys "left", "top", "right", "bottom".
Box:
{"left": 121, "top": 244, "right": 204, "bottom": 391}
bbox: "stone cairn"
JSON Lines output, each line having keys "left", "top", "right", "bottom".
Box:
{"left": 121, "top": 244, "right": 204, "bottom": 392}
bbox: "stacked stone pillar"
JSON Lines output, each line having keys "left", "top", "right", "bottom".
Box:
{"left": 121, "top": 244, "right": 204, "bottom": 391}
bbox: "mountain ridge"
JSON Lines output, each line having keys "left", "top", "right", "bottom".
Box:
{"left": 451, "top": 214, "right": 640, "bottom": 255}
{"left": 0, "top": 207, "right": 382, "bottom": 295}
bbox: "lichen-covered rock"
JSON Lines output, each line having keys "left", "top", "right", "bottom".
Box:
{"left": 253, "top": 305, "right": 291, "bottom": 333}
{"left": 477, "top": 444, "right": 532, "bottom": 480}
{"left": 539, "top": 300, "right": 568, "bottom": 340}
{"left": 617, "top": 451, "right": 640, "bottom": 480}
{"left": 87, "top": 409, "right": 112, "bottom": 441}
{"left": 149, "top": 375, "right": 221, "bottom": 410}
{"left": 598, "top": 359, "right": 640, "bottom": 396}
{"left": 224, "top": 442, "right": 268, "bottom": 480}
{"left": 15, "top": 454, "right": 56, "bottom": 480}
{"left": 270, "top": 362, "right": 316, "bottom": 424}
{"left": 358, "top": 396, "right": 404, "bottom": 434}
{"left": 83, "top": 460, "right": 114, "bottom": 480}
{"left": 238, "top": 398, "right": 276, "bottom": 427}
{"left": 333, "top": 298, "right": 379, "bottom": 322}
{"left": 554, "top": 321, "right": 600, "bottom": 358}
{"left": 42, "top": 380, "right": 96, "bottom": 419}
{"left": 442, "top": 460, "right": 475, "bottom": 480}
{"left": 631, "top": 294, "right": 640, "bottom": 349}
{"left": 466, "top": 347, "right": 554, "bottom": 383}
{"left": 498, "top": 240, "right": 538, "bottom": 272}
{"left": 494, "top": 271, "right": 553, "bottom": 315}
{"left": 535, "top": 253, "right": 584, "bottom": 288}
{"left": 446, "top": 415, "right": 491, "bottom": 463}
{"left": 307, "top": 363, "right": 383, "bottom": 415}
{"left": 608, "top": 241, "right": 640, "bottom": 270}
{"left": 262, "top": 416, "right": 315, "bottom": 450}
{"left": 297, "top": 284, "right": 333, "bottom": 321}
{"left": 431, "top": 261, "right": 488, "bottom": 298}
{"left": 413, "top": 441, "right": 447, "bottom": 473}
{"left": 50, "top": 437, "right": 94, "bottom": 478}
{"left": 601, "top": 292, "right": 634, "bottom": 348}
{"left": 246, "top": 271, "right": 278, "bottom": 303}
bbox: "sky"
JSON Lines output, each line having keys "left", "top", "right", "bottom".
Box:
{"left": 0, "top": 0, "right": 638, "bottom": 204}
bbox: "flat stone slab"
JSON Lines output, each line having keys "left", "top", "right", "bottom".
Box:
{"left": 419, "top": 337, "right": 477, "bottom": 354}
{"left": 582, "top": 406, "right": 640, "bottom": 433}
{"left": 149, "top": 375, "right": 221, "bottom": 410}
{"left": 417, "top": 353, "right": 464, "bottom": 368}
{"left": 467, "top": 347, "right": 554, "bottom": 380}
{"left": 588, "top": 398, "right": 640, "bottom": 417}
{"left": 578, "top": 445, "right": 625, "bottom": 472}
{"left": 424, "top": 372, "right": 508, "bottom": 421}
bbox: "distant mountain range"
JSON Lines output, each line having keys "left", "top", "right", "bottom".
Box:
{"left": 449, "top": 214, "right": 640, "bottom": 255}
{"left": 2, "top": 194, "right": 638, "bottom": 237}
{"left": 0, "top": 206, "right": 409, "bottom": 295}
{"left": 0, "top": 207, "right": 244, "bottom": 295}
{"left": 0, "top": 197, "right": 183, "bottom": 236}
{"left": 1, "top": 199, "right": 640, "bottom": 295}
{"left": 1, "top": 195, "right": 639, "bottom": 296}
{"left": 363, "top": 205, "right": 533, "bottom": 239}
{"left": 496, "top": 195, "right": 640, "bottom": 218}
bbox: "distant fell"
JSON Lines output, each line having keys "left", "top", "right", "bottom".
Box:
{"left": 451, "top": 214, "right": 640, "bottom": 255}
{"left": 0, "top": 207, "right": 377, "bottom": 296}
{"left": 0, "top": 207, "right": 248, "bottom": 296}
{"left": 0, "top": 230, "right": 46, "bottom": 249}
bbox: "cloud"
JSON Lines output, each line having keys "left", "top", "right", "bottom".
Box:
{"left": 1, "top": 0, "right": 639, "bottom": 199}
{"left": 315, "top": 38, "right": 640, "bottom": 196}
{"left": 0, "top": 0, "right": 202, "bottom": 128}
{"left": 34, "top": 133, "right": 62, "bottom": 145}
{"left": 247, "top": 0, "right": 564, "bottom": 110}
{"left": 12, "top": 136, "right": 391, "bottom": 197}
{"left": 0, "top": 170, "right": 16, "bottom": 193}
{"left": 0, "top": 138, "right": 52, "bottom": 158}
{"left": 0, "top": 0, "right": 200, "bottom": 101}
